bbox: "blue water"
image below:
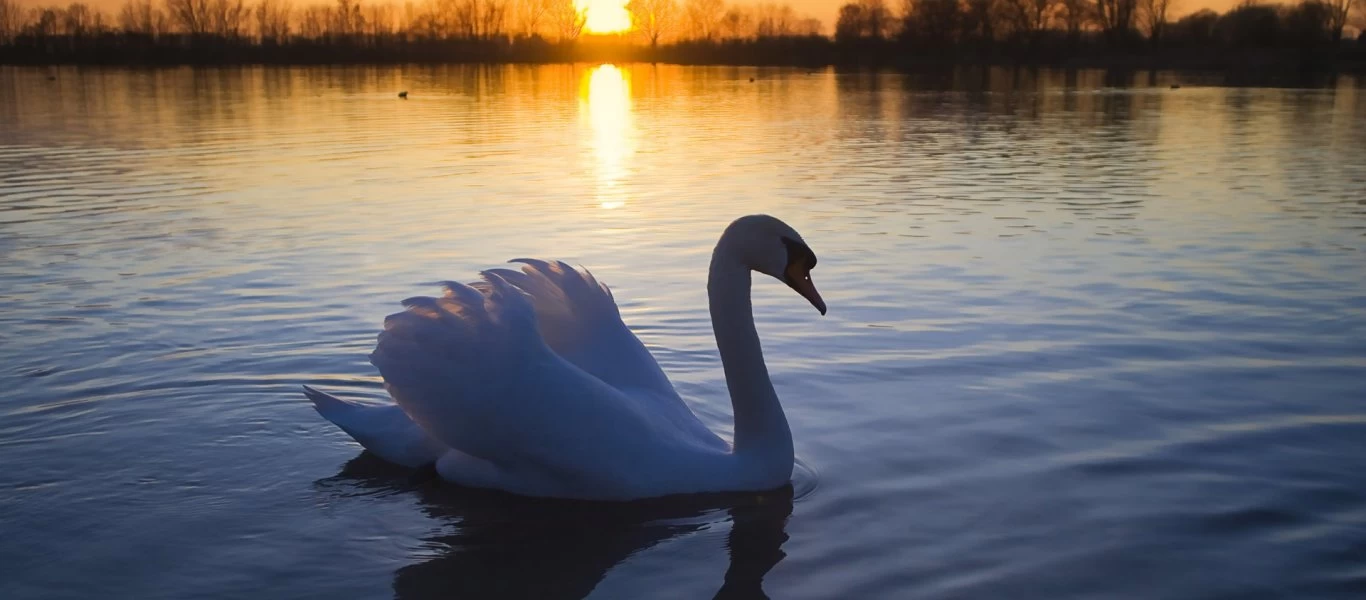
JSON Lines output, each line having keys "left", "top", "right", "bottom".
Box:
{"left": 1, "top": 65, "right": 1364, "bottom": 599}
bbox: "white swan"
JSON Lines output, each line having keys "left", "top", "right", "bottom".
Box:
{"left": 304, "top": 215, "right": 825, "bottom": 501}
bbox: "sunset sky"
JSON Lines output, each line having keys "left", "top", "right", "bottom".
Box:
{"left": 19, "top": 0, "right": 1246, "bottom": 31}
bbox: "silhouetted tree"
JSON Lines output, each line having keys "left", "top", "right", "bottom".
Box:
{"left": 364, "top": 3, "right": 394, "bottom": 36}
{"left": 1002, "top": 0, "right": 1057, "bottom": 45}
{"left": 1168, "top": 7, "right": 1217, "bottom": 45}
{"left": 960, "top": 0, "right": 999, "bottom": 45}
{"left": 1095, "top": 0, "right": 1138, "bottom": 43}
{"left": 0, "top": 0, "right": 18, "bottom": 43}
{"left": 627, "top": 0, "right": 676, "bottom": 46}
{"left": 512, "top": 0, "right": 554, "bottom": 36}
{"left": 718, "top": 5, "right": 752, "bottom": 38}
{"left": 1282, "top": 0, "right": 1334, "bottom": 46}
{"left": 207, "top": 0, "right": 247, "bottom": 37}
{"left": 835, "top": 0, "right": 892, "bottom": 41}
{"left": 61, "top": 2, "right": 99, "bottom": 36}
{"left": 2, "top": 0, "right": 1363, "bottom": 66}
{"left": 901, "top": 0, "right": 962, "bottom": 47}
{"left": 793, "top": 15, "right": 821, "bottom": 34}
{"left": 1055, "top": 0, "right": 1089, "bottom": 42}
{"left": 1216, "top": 1, "right": 1281, "bottom": 47}
{"left": 754, "top": 2, "right": 796, "bottom": 36}
{"left": 1322, "top": 0, "right": 1360, "bottom": 42}
{"left": 441, "top": 0, "right": 507, "bottom": 38}
{"left": 1139, "top": 0, "right": 1176, "bottom": 44}
{"left": 835, "top": 2, "right": 861, "bottom": 41}
{"left": 119, "top": 0, "right": 168, "bottom": 36}
{"left": 251, "top": 0, "right": 288, "bottom": 40}
{"left": 165, "top": 0, "right": 210, "bottom": 34}
{"left": 548, "top": 0, "right": 583, "bottom": 40}
{"left": 683, "top": 0, "right": 710, "bottom": 40}
{"left": 865, "top": 0, "right": 894, "bottom": 37}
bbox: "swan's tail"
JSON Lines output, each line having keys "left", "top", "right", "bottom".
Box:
{"left": 303, "top": 385, "right": 447, "bottom": 469}
{"left": 303, "top": 384, "right": 357, "bottom": 422}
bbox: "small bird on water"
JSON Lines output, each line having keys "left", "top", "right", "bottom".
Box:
{"left": 398, "top": 91, "right": 408, "bottom": 99}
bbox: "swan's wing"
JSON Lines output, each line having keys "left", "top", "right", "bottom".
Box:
{"left": 368, "top": 273, "right": 664, "bottom": 480}
{"left": 480, "top": 259, "right": 677, "bottom": 397}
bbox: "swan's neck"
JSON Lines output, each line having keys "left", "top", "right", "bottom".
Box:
{"left": 708, "top": 248, "right": 793, "bottom": 477}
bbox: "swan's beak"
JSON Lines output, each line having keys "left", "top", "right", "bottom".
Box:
{"left": 785, "top": 264, "right": 826, "bottom": 316}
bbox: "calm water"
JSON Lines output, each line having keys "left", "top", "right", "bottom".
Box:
{"left": 2, "top": 65, "right": 1365, "bottom": 599}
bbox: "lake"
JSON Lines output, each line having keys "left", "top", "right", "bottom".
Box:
{"left": 1, "top": 64, "right": 1364, "bottom": 599}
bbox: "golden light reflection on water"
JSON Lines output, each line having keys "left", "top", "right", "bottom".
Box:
{"left": 580, "top": 64, "right": 634, "bottom": 210}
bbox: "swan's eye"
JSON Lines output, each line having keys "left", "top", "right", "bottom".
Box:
{"left": 779, "top": 236, "right": 826, "bottom": 315}
{"left": 779, "top": 236, "right": 817, "bottom": 278}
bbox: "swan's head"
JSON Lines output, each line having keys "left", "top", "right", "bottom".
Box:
{"left": 720, "top": 214, "right": 826, "bottom": 315}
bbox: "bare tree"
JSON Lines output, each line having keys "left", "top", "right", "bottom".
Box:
{"left": 298, "top": 3, "right": 328, "bottom": 37}
{"left": 626, "top": 0, "right": 676, "bottom": 45}
{"left": 513, "top": 0, "right": 554, "bottom": 36}
{"left": 0, "top": 0, "right": 21, "bottom": 42}
{"left": 62, "top": 2, "right": 96, "bottom": 35}
{"left": 331, "top": 0, "right": 363, "bottom": 35}
{"left": 478, "top": 0, "right": 508, "bottom": 37}
{"left": 439, "top": 0, "right": 505, "bottom": 37}
{"left": 682, "top": 0, "right": 723, "bottom": 39}
{"left": 1055, "top": 0, "right": 1088, "bottom": 40}
{"left": 1094, "top": 0, "right": 1137, "bottom": 42}
{"left": 901, "top": 0, "right": 962, "bottom": 45}
{"left": 837, "top": 0, "right": 892, "bottom": 39}
{"left": 960, "top": 0, "right": 996, "bottom": 43}
{"left": 718, "top": 4, "right": 752, "bottom": 38}
{"left": 165, "top": 0, "right": 212, "bottom": 34}
{"left": 207, "top": 0, "right": 246, "bottom": 36}
{"left": 792, "top": 15, "right": 820, "bottom": 34}
{"left": 1003, "top": 0, "right": 1057, "bottom": 42}
{"left": 835, "top": 2, "right": 862, "bottom": 40}
{"left": 548, "top": 0, "right": 583, "bottom": 40}
{"left": 364, "top": 2, "right": 394, "bottom": 35}
{"left": 35, "top": 7, "right": 64, "bottom": 35}
{"left": 859, "top": 0, "right": 892, "bottom": 37}
{"left": 120, "top": 0, "right": 169, "bottom": 35}
{"left": 253, "top": 0, "right": 290, "bottom": 40}
{"left": 1138, "top": 0, "right": 1174, "bottom": 42}
{"left": 753, "top": 3, "right": 794, "bottom": 36}
{"left": 1324, "top": 0, "right": 1361, "bottom": 42}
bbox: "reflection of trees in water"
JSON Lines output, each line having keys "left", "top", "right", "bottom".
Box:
{"left": 319, "top": 453, "right": 793, "bottom": 600}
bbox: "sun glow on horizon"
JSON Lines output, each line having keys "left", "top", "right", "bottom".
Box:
{"left": 577, "top": 0, "right": 633, "bottom": 34}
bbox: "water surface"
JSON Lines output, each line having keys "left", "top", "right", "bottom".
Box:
{"left": 2, "top": 65, "right": 1365, "bottom": 599}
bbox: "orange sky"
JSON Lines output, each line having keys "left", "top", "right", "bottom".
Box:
{"left": 20, "top": 0, "right": 1249, "bottom": 32}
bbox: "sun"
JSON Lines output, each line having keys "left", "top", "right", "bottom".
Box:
{"left": 577, "top": 0, "right": 633, "bottom": 34}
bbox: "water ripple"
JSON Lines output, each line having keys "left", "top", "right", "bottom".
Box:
{"left": 1, "top": 65, "right": 1364, "bottom": 600}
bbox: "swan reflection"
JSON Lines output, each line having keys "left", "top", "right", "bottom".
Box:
{"left": 319, "top": 453, "right": 793, "bottom": 600}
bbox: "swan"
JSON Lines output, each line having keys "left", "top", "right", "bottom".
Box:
{"left": 304, "top": 214, "right": 825, "bottom": 501}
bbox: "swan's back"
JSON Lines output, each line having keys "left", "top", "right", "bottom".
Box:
{"left": 366, "top": 267, "right": 726, "bottom": 499}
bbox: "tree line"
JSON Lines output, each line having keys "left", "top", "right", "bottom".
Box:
{"left": 0, "top": 0, "right": 1362, "bottom": 66}
{"left": 0, "top": 0, "right": 821, "bottom": 44}
{"left": 840, "top": 0, "right": 1362, "bottom": 51}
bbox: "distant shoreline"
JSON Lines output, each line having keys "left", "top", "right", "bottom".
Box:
{"left": 4, "top": 48, "right": 1364, "bottom": 76}
{"left": 4, "top": 35, "right": 1365, "bottom": 77}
